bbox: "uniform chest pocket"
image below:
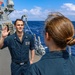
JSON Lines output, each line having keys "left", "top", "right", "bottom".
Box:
{"left": 24, "top": 40, "right": 30, "bottom": 48}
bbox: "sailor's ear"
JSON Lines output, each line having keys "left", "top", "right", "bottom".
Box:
{"left": 45, "top": 32, "right": 50, "bottom": 40}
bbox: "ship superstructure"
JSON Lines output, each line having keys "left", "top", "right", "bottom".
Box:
{"left": 0, "top": 0, "right": 14, "bottom": 36}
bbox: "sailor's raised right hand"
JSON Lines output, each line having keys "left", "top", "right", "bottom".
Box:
{"left": 2, "top": 26, "right": 10, "bottom": 38}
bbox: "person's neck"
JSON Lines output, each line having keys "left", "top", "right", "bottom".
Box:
{"left": 48, "top": 45, "right": 66, "bottom": 51}
{"left": 16, "top": 31, "right": 23, "bottom": 37}
{"left": 47, "top": 38, "right": 66, "bottom": 51}
{"left": 48, "top": 41, "right": 66, "bottom": 51}
{"left": 16, "top": 31, "right": 23, "bottom": 42}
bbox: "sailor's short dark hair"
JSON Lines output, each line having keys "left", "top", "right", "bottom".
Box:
{"left": 14, "top": 19, "right": 25, "bottom": 25}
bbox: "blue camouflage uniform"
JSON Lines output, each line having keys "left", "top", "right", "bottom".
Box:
{"left": 2, "top": 32, "right": 35, "bottom": 75}
{"left": 26, "top": 50, "right": 75, "bottom": 75}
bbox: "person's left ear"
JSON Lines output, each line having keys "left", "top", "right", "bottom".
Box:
{"left": 45, "top": 32, "right": 50, "bottom": 41}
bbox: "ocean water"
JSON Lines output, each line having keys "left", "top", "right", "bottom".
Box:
{"left": 26, "top": 21, "right": 45, "bottom": 46}
{"left": 13, "top": 21, "right": 75, "bottom": 55}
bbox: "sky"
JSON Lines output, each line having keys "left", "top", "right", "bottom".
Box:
{"left": 4, "top": 0, "right": 75, "bottom": 21}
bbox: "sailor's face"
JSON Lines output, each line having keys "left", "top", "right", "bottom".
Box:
{"left": 15, "top": 21, "right": 24, "bottom": 32}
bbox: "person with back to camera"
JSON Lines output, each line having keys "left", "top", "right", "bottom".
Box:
{"left": 26, "top": 12, "right": 75, "bottom": 75}
{"left": 0, "top": 19, "right": 35, "bottom": 75}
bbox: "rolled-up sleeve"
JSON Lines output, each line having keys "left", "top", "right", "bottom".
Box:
{"left": 30, "top": 35, "right": 35, "bottom": 50}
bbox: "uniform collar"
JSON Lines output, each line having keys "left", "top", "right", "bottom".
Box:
{"left": 41, "top": 50, "right": 69, "bottom": 60}
{"left": 13, "top": 32, "right": 28, "bottom": 43}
